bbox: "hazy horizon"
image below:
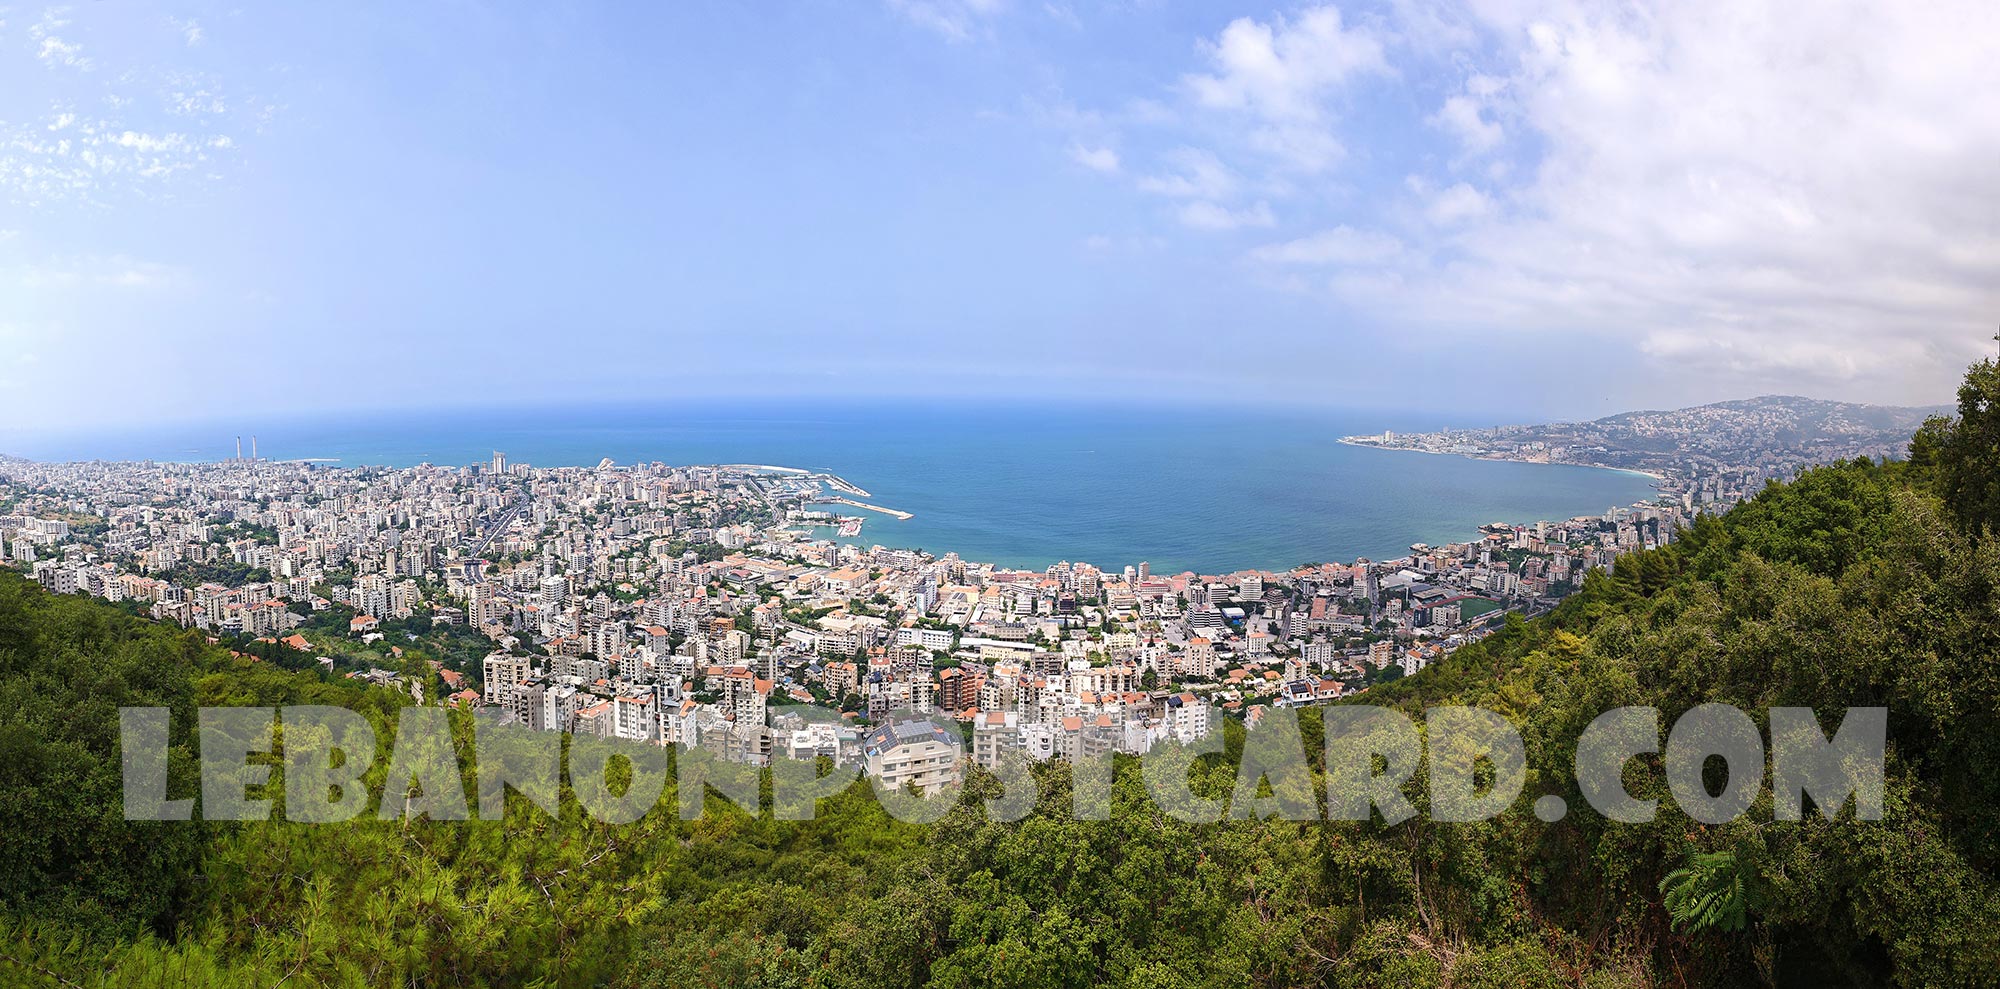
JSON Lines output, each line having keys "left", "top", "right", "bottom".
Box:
{"left": 0, "top": 395, "right": 1434, "bottom": 464}
{"left": 0, "top": 386, "right": 1957, "bottom": 467}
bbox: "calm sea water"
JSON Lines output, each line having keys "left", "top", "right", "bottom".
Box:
{"left": 4, "top": 403, "right": 1657, "bottom": 573}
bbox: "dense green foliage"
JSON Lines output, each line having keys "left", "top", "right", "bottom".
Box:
{"left": 8, "top": 369, "right": 2000, "bottom": 985}
{"left": 0, "top": 574, "right": 212, "bottom": 938}
{"left": 1911, "top": 351, "right": 2000, "bottom": 534}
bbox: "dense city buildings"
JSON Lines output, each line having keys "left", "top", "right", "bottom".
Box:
{"left": 0, "top": 444, "right": 1715, "bottom": 792}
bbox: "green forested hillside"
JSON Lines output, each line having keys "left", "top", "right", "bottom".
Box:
{"left": 7, "top": 362, "right": 2000, "bottom": 987}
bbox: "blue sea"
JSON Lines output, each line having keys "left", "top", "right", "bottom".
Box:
{"left": 4, "top": 403, "right": 1658, "bottom": 574}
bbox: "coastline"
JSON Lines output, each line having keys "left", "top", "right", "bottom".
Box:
{"left": 1336, "top": 437, "right": 1669, "bottom": 484}
{"left": 5, "top": 439, "right": 1664, "bottom": 577}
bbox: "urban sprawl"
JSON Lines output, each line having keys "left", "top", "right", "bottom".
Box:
{"left": 0, "top": 447, "right": 1772, "bottom": 795}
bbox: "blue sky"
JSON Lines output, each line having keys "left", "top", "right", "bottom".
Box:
{"left": 4, "top": 1, "right": 1997, "bottom": 432}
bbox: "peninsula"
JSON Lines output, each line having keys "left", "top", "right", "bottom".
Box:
{"left": 1342, "top": 394, "right": 1941, "bottom": 507}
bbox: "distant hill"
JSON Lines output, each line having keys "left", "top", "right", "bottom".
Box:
{"left": 1348, "top": 394, "right": 1949, "bottom": 480}
{"left": 1593, "top": 394, "right": 1945, "bottom": 437}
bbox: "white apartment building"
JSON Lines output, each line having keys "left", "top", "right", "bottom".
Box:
{"left": 613, "top": 693, "right": 657, "bottom": 742}
{"left": 863, "top": 719, "right": 961, "bottom": 795}
{"left": 483, "top": 653, "right": 530, "bottom": 706}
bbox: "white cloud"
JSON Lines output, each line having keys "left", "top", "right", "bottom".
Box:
{"left": 1181, "top": 0, "right": 2000, "bottom": 402}
{"left": 1180, "top": 5, "right": 1387, "bottom": 172}
{"left": 1250, "top": 226, "right": 1403, "bottom": 265}
{"left": 1052, "top": 0, "right": 1997, "bottom": 401}
{"left": 1136, "top": 147, "right": 1238, "bottom": 200}
{"left": 36, "top": 35, "right": 88, "bottom": 69}
{"left": 180, "top": 19, "right": 204, "bottom": 46}
{"left": 2, "top": 110, "right": 237, "bottom": 203}
{"left": 30, "top": 8, "right": 93, "bottom": 70}
{"left": 1072, "top": 7, "right": 1389, "bottom": 257}
{"left": 166, "top": 89, "right": 228, "bottom": 117}
{"left": 1184, "top": 6, "right": 1385, "bottom": 122}
{"left": 113, "top": 130, "right": 189, "bottom": 153}
{"left": 1384, "top": 0, "right": 1479, "bottom": 54}
{"left": 1069, "top": 143, "right": 1119, "bottom": 173}
{"left": 1423, "top": 181, "right": 1492, "bottom": 225}
{"left": 886, "top": 0, "right": 1006, "bottom": 42}
{"left": 1177, "top": 200, "right": 1274, "bottom": 230}
{"left": 1443, "top": 1, "right": 1998, "bottom": 396}
{"left": 1, "top": 30, "right": 251, "bottom": 206}
{"left": 1431, "top": 94, "right": 1501, "bottom": 153}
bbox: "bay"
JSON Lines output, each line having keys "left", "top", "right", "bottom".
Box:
{"left": 3, "top": 402, "right": 1658, "bottom": 573}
